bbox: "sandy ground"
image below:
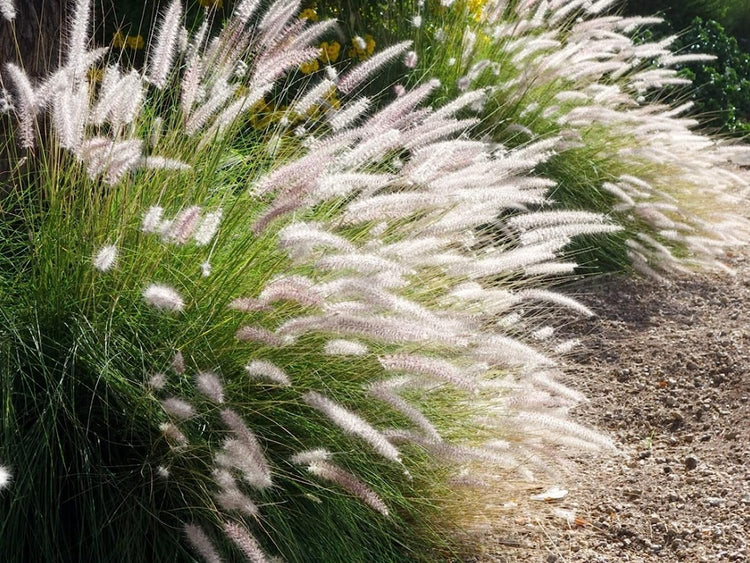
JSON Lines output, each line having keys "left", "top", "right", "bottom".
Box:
{"left": 477, "top": 253, "right": 750, "bottom": 562}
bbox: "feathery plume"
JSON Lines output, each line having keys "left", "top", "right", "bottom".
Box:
{"left": 293, "top": 79, "right": 335, "bottom": 117}
{"left": 147, "top": 0, "right": 183, "bottom": 89}
{"left": 4, "top": 63, "right": 37, "bottom": 148}
{"left": 514, "top": 411, "right": 615, "bottom": 450}
{"left": 162, "top": 397, "right": 195, "bottom": 419}
{"left": 66, "top": 0, "right": 91, "bottom": 78}
{"left": 166, "top": 206, "right": 202, "bottom": 244}
{"left": 518, "top": 289, "right": 593, "bottom": 316}
{"left": 196, "top": 372, "right": 225, "bottom": 403}
{"left": 259, "top": 276, "right": 323, "bottom": 307}
{"left": 194, "top": 209, "right": 223, "bottom": 246}
{"left": 0, "top": 465, "right": 11, "bottom": 490}
{"left": 379, "top": 355, "right": 476, "bottom": 391}
{"left": 403, "top": 51, "right": 418, "bottom": 69}
{"left": 338, "top": 41, "right": 413, "bottom": 94}
{"left": 159, "top": 422, "right": 187, "bottom": 446}
{"left": 184, "top": 524, "right": 222, "bottom": 563}
{"left": 235, "top": 326, "right": 283, "bottom": 347}
{"left": 141, "top": 156, "right": 190, "bottom": 171}
{"left": 323, "top": 339, "right": 368, "bottom": 356}
{"left": 213, "top": 469, "right": 259, "bottom": 517}
{"left": 369, "top": 382, "right": 441, "bottom": 441}
{"left": 141, "top": 206, "right": 164, "bottom": 233}
{"left": 143, "top": 284, "right": 185, "bottom": 312}
{"left": 290, "top": 449, "right": 331, "bottom": 465}
{"left": 0, "top": 0, "right": 15, "bottom": 21}
{"left": 233, "top": 0, "right": 261, "bottom": 25}
{"left": 92, "top": 245, "right": 117, "bottom": 272}
{"left": 328, "top": 97, "right": 371, "bottom": 131}
{"left": 222, "top": 521, "right": 268, "bottom": 563}
{"left": 172, "top": 351, "right": 185, "bottom": 375}
{"left": 244, "top": 360, "right": 291, "bottom": 386}
{"left": 216, "top": 438, "right": 272, "bottom": 490}
{"left": 228, "top": 298, "right": 271, "bottom": 312}
{"left": 147, "top": 373, "right": 167, "bottom": 390}
{"left": 219, "top": 409, "right": 272, "bottom": 489}
{"left": 303, "top": 392, "right": 401, "bottom": 463}
{"left": 306, "top": 460, "right": 390, "bottom": 516}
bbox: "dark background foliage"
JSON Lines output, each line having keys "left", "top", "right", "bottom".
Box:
{"left": 622, "top": 0, "right": 750, "bottom": 137}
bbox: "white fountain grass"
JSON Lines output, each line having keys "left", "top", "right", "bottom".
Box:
{"left": 487, "top": 1, "right": 750, "bottom": 274}
{"left": 1, "top": 0, "right": 618, "bottom": 560}
{"left": 351, "top": 0, "right": 750, "bottom": 278}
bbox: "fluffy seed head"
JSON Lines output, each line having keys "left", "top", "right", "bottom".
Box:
{"left": 143, "top": 284, "right": 185, "bottom": 312}
{"left": 184, "top": 523, "right": 222, "bottom": 563}
{"left": 196, "top": 372, "right": 225, "bottom": 403}
{"left": 92, "top": 245, "right": 118, "bottom": 272}
{"left": 162, "top": 397, "right": 195, "bottom": 419}
{"left": 0, "top": 465, "right": 11, "bottom": 490}
{"left": 1, "top": 0, "right": 16, "bottom": 21}
{"left": 404, "top": 50, "right": 418, "bottom": 69}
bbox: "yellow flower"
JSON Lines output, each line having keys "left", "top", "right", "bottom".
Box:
{"left": 112, "top": 30, "right": 126, "bottom": 48}
{"left": 468, "top": 0, "right": 486, "bottom": 21}
{"left": 299, "top": 59, "right": 320, "bottom": 74}
{"left": 365, "top": 34, "right": 376, "bottom": 56}
{"left": 300, "top": 8, "right": 318, "bottom": 21}
{"left": 198, "top": 0, "right": 223, "bottom": 7}
{"left": 319, "top": 41, "right": 340, "bottom": 64}
{"left": 349, "top": 34, "right": 376, "bottom": 60}
{"left": 126, "top": 35, "right": 145, "bottom": 50}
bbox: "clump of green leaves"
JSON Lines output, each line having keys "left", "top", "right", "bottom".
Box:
{"left": 672, "top": 18, "right": 750, "bottom": 137}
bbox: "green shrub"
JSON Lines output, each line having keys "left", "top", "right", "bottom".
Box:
{"left": 672, "top": 18, "right": 750, "bottom": 137}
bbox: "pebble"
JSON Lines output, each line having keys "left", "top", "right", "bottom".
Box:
{"left": 685, "top": 454, "right": 700, "bottom": 470}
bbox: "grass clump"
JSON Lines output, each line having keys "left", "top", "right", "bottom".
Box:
{"left": 314, "top": 0, "right": 750, "bottom": 276}
{"left": 0, "top": 1, "right": 619, "bottom": 561}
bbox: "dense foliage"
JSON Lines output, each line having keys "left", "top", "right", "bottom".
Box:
{"left": 670, "top": 18, "right": 750, "bottom": 137}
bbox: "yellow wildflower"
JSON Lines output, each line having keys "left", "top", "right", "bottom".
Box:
{"left": 300, "top": 8, "right": 318, "bottom": 21}
{"left": 112, "top": 30, "right": 126, "bottom": 48}
{"left": 126, "top": 35, "right": 145, "bottom": 50}
{"left": 349, "top": 34, "right": 376, "bottom": 60}
{"left": 468, "top": 0, "right": 486, "bottom": 21}
{"left": 319, "top": 41, "right": 340, "bottom": 64}
{"left": 299, "top": 59, "right": 320, "bottom": 74}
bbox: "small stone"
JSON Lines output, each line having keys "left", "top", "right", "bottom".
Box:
{"left": 685, "top": 455, "right": 699, "bottom": 470}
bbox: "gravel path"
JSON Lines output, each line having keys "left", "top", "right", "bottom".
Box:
{"left": 479, "top": 253, "right": 750, "bottom": 562}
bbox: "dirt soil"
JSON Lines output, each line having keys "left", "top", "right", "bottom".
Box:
{"left": 479, "top": 253, "right": 750, "bottom": 562}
